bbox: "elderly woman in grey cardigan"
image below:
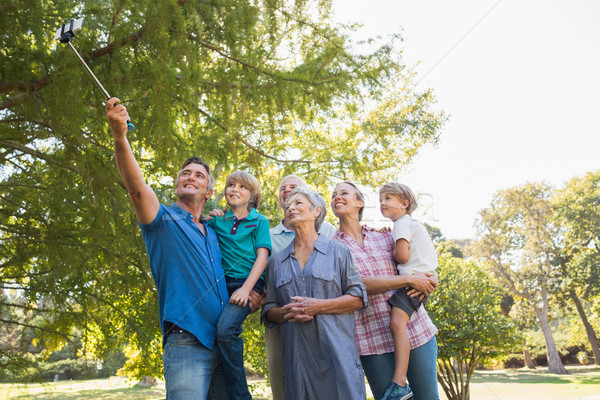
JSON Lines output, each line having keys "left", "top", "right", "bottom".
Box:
{"left": 262, "top": 187, "right": 368, "bottom": 400}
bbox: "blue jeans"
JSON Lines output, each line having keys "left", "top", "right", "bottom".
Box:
{"left": 361, "top": 336, "right": 439, "bottom": 400}
{"left": 163, "top": 331, "right": 228, "bottom": 400}
{"left": 216, "top": 277, "right": 264, "bottom": 400}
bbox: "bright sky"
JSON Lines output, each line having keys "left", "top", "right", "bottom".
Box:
{"left": 331, "top": 0, "right": 600, "bottom": 239}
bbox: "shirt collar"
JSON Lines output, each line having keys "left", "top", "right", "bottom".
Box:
{"left": 272, "top": 220, "right": 294, "bottom": 235}
{"left": 246, "top": 208, "right": 260, "bottom": 221}
{"left": 336, "top": 224, "right": 370, "bottom": 238}
{"left": 170, "top": 202, "right": 189, "bottom": 216}
{"left": 281, "top": 233, "right": 327, "bottom": 261}
{"left": 171, "top": 203, "right": 208, "bottom": 222}
{"left": 313, "top": 234, "right": 329, "bottom": 254}
{"left": 224, "top": 208, "right": 260, "bottom": 221}
{"left": 399, "top": 214, "right": 411, "bottom": 222}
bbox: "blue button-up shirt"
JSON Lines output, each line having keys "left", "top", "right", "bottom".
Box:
{"left": 262, "top": 235, "right": 368, "bottom": 400}
{"left": 140, "top": 203, "right": 228, "bottom": 349}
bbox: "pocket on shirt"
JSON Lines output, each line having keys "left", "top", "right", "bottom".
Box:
{"left": 274, "top": 270, "right": 293, "bottom": 303}
{"left": 311, "top": 268, "right": 335, "bottom": 298}
{"left": 274, "top": 270, "right": 293, "bottom": 289}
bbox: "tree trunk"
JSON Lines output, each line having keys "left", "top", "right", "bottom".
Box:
{"left": 523, "top": 349, "right": 536, "bottom": 369}
{"left": 437, "top": 359, "right": 459, "bottom": 400}
{"left": 570, "top": 290, "right": 600, "bottom": 365}
{"left": 536, "top": 310, "right": 568, "bottom": 374}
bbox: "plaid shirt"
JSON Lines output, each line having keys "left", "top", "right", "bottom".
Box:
{"left": 332, "top": 227, "right": 438, "bottom": 356}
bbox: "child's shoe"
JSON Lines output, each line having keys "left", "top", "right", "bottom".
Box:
{"left": 380, "top": 381, "right": 413, "bottom": 400}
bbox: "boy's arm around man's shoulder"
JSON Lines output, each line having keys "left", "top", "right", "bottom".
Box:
{"left": 106, "top": 98, "right": 159, "bottom": 225}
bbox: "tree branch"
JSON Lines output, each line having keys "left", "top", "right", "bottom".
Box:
{"left": 0, "top": 76, "right": 50, "bottom": 95}
{"left": 169, "top": 28, "right": 341, "bottom": 86}
{"left": 0, "top": 29, "right": 144, "bottom": 110}
{"left": 0, "top": 317, "right": 75, "bottom": 343}
{"left": 195, "top": 106, "right": 311, "bottom": 165}
{"left": 0, "top": 140, "right": 79, "bottom": 173}
{"left": 0, "top": 302, "right": 54, "bottom": 313}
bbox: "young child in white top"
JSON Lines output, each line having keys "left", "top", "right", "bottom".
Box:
{"left": 378, "top": 182, "right": 438, "bottom": 400}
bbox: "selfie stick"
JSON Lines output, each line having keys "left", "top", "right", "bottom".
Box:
{"left": 55, "top": 18, "right": 134, "bottom": 131}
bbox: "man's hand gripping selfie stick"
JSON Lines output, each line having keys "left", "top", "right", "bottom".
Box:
{"left": 55, "top": 18, "right": 134, "bottom": 132}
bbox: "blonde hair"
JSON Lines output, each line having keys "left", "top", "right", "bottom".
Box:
{"left": 225, "top": 171, "right": 262, "bottom": 210}
{"left": 379, "top": 182, "right": 417, "bottom": 215}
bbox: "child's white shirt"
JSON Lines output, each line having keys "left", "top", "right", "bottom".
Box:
{"left": 392, "top": 214, "right": 438, "bottom": 275}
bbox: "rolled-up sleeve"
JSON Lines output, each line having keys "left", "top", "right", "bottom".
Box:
{"left": 338, "top": 245, "right": 368, "bottom": 309}
{"left": 261, "top": 258, "right": 280, "bottom": 327}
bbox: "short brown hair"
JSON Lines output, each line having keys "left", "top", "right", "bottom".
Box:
{"left": 379, "top": 182, "right": 418, "bottom": 215}
{"left": 175, "top": 157, "right": 215, "bottom": 191}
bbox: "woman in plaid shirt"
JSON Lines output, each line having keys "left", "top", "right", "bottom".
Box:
{"left": 331, "top": 181, "right": 440, "bottom": 400}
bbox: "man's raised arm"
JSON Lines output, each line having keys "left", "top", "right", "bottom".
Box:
{"left": 106, "top": 98, "right": 159, "bottom": 225}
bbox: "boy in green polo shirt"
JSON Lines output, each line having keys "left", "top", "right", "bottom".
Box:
{"left": 207, "top": 170, "right": 271, "bottom": 400}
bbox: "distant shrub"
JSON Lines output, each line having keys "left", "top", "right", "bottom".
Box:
{"left": 3, "top": 359, "right": 101, "bottom": 382}
{"left": 242, "top": 312, "right": 267, "bottom": 377}
{"left": 577, "top": 351, "right": 591, "bottom": 365}
{"left": 503, "top": 353, "right": 525, "bottom": 369}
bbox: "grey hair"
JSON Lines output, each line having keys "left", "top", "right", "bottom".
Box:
{"left": 285, "top": 186, "right": 327, "bottom": 232}
{"left": 278, "top": 174, "right": 307, "bottom": 190}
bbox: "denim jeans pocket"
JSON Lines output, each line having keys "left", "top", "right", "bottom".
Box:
{"left": 165, "top": 331, "right": 199, "bottom": 349}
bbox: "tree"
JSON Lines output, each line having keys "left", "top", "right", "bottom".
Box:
{"left": 428, "top": 256, "right": 516, "bottom": 400}
{"left": 436, "top": 240, "right": 463, "bottom": 259}
{"left": 474, "top": 183, "right": 568, "bottom": 374}
{"left": 424, "top": 223, "right": 445, "bottom": 244}
{"left": 553, "top": 171, "right": 600, "bottom": 364}
{"left": 0, "top": 0, "right": 445, "bottom": 378}
{"left": 423, "top": 223, "right": 463, "bottom": 258}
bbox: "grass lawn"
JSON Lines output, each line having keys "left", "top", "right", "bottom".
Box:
{"left": 459, "top": 365, "right": 600, "bottom": 400}
{"left": 1, "top": 366, "right": 598, "bottom": 399}
{"left": 0, "top": 377, "right": 167, "bottom": 400}
{"left": 0, "top": 377, "right": 271, "bottom": 400}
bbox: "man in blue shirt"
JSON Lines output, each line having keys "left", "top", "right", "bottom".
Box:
{"left": 106, "top": 98, "right": 259, "bottom": 399}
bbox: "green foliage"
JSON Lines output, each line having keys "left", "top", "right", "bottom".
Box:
{"left": 428, "top": 256, "right": 517, "bottom": 400}
{"left": 423, "top": 224, "right": 464, "bottom": 258}
{"left": 523, "top": 328, "right": 570, "bottom": 360}
{"left": 500, "top": 294, "right": 514, "bottom": 316}
{"left": 473, "top": 182, "right": 571, "bottom": 374}
{"left": 508, "top": 297, "right": 539, "bottom": 329}
{"left": 2, "top": 358, "right": 100, "bottom": 383}
{"left": 424, "top": 223, "right": 445, "bottom": 244}
{"left": 577, "top": 351, "right": 591, "bottom": 365}
{"left": 553, "top": 171, "right": 600, "bottom": 299}
{"left": 474, "top": 174, "right": 600, "bottom": 369}
{"left": 436, "top": 239, "right": 463, "bottom": 259}
{"left": 474, "top": 182, "right": 559, "bottom": 302}
{"left": 563, "top": 300, "right": 600, "bottom": 351}
{"left": 241, "top": 312, "right": 267, "bottom": 377}
{"left": 101, "top": 348, "right": 128, "bottom": 376}
{"left": 0, "top": 0, "right": 445, "bottom": 378}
